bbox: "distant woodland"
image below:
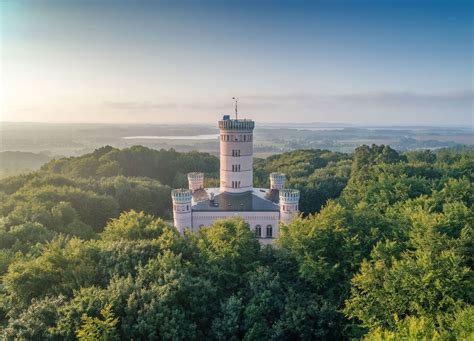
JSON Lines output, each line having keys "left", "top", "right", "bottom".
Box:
{"left": 0, "top": 145, "right": 472, "bottom": 339}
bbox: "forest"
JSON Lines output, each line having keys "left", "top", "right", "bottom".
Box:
{"left": 0, "top": 144, "right": 472, "bottom": 340}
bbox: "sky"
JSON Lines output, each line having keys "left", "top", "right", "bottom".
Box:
{"left": 0, "top": 0, "right": 472, "bottom": 126}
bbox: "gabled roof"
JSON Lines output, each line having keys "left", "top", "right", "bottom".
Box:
{"left": 191, "top": 188, "right": 280, "bottom": 212}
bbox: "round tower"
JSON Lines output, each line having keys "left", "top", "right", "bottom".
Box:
{"left": 270, "top": 172, "right": 286, "bottom": 190}
{"left": 279, "top": 189, "right": 300, "bottom": 225}
{"left": 187, "top": 172, "right": 204, "bottom": 191}
{"left": 218, "top": 116, "right": 255, "bottom": 193}
{"left": 171, "top": 189, "right": 192, "bottom": 233}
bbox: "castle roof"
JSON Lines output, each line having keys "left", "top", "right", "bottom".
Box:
{"left": 191, "top": 188, "right": 279, "bottom": 212}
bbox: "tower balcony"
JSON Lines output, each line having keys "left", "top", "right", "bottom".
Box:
{"left": 218, "top": 118, "right": 255, "bottom": 131}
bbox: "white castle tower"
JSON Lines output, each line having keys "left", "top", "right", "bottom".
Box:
{"left": 171, "top": 100, "right": 300, "bottom": 243}
{"left": 218, "top": 116, "right": 255, "bottom": 193}
{"left": 171, "top": 189, "right": 192, "bottom": 233}
{"left": 279, "top": 189, "right": 300, "bottom": 225}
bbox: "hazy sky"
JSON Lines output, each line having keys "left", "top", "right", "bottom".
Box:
{"left": 1, "top": 0, "right": 472, "bottom": 125}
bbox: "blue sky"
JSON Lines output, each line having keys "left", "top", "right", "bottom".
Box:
{"left": 1, "top": 0, "right": 472, "bottom": 125}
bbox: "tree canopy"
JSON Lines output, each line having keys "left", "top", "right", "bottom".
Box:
{"left": 0, "top": 145, "right": 472, "bottom": 339}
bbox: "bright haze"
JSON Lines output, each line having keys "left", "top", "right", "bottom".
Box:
{"left": 1, "top": 0, "right": 472, "bottom": 126}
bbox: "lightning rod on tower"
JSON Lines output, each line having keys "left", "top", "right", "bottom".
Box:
{"left": 232, "top": 97, "right": 239, "bottom": 120}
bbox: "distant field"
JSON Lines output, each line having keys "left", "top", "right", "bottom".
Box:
{"left": 1, "top": 122, "right": 472, "bottom": 176}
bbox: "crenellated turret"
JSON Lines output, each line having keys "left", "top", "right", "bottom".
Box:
{"left": 187, "top": 172, "right": 204, "bottom": 191}
{"left": 279, "top": 189, "right": 300, "bottom": 225}
{"left": 171, "top": 189, "right": 192, "bottom": 233}
{"left": 270, "top": 172, "right": 286, "bottom": 190}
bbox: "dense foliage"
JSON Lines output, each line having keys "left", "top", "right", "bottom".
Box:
{"left": 41, "top": 145, "right": 219, "bottom": 188}
{"left": 0, "top": 145, "right": 472, "bottom": 339}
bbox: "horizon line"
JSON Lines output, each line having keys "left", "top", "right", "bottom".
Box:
{"left": 1, "top": 120, "right": 472, "bottom": 129}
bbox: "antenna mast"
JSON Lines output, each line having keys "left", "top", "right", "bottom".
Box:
{"left": 232, "top": 97, "right": 239, "bottom": 120}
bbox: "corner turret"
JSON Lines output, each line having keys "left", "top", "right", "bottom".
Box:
{"left": 270, "top": 172, "right": 286, "bottom": 190}
{"left": 187, "top": 172, "right": 204, "bottom": 191}
{"left": 171, "top": 189, "right": 192, "bottom": 233}
{"left": 279, "top": 189, "right": 300, "bottom": 225}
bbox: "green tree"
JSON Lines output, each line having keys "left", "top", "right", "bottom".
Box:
{"left": 76, "top": 304, "right": 119, "bottom": 341}
{"left": 101, "top": 210, "right": 169, "bottom": 241}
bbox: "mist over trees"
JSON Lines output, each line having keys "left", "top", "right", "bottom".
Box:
{"left": 0, "top": 145, "right": 472, "bottom": 339}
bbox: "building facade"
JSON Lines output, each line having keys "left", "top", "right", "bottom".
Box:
{"left": 172, "top": 115, "right": 300, "bottom": 244}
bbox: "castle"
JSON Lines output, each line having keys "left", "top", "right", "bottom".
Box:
{"left": 171, "top": 114, "right": 300, "bottom": 244}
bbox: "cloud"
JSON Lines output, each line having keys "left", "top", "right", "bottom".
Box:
{"left": 100, "top": 90, "right": 473, "bottom": 126}
{"left": 105, "top": 90, "right": 473, "bottom": 112}
{"left": 103, "top": 101, "right": 230, "bottom": 111}
{"left": 244, "top": 90, "right": 474, "bottom": 105}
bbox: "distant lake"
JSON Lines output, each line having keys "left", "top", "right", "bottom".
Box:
{"left": 123, "top": 134, "right": 219, "bottom": 140}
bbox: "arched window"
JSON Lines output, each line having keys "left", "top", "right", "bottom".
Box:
{"left": 255, "top": 225, "right": 262, "bottom": 237}
{"left": 266, "top": 225, "right": 273, "bottom": 238}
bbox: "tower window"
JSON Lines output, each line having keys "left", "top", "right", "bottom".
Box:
{"left": 266, "top": 225, "right": 273, "bottom": 238}
{"left": 255, "top": 225, "right": 262, "bottom": 237}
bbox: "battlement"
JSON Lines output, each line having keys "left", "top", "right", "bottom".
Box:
{"left": 270, "top": 172, "right": 286, "bottom": 190}
{"left": 188, "top": 172, "right": 204, "bottom": 191}
{"left": 279, "top": 189, "right": 300, "bottom": 203}
{"left": 218, "top": 118, "right": 255, "bottom": 131}
{"left": 270, "top": 172, "right": 286, "bottom": 181}
{"left": 187, "top": 172, "right": 204, "bottom": 181}
{"left": 171, "top": 189, "right": 192, "bottom": 202}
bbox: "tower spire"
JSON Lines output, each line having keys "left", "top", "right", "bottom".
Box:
{"left": 232, "top": 97, "right": 239, "bottom": 120}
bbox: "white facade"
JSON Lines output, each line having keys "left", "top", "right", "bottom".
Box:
{"left": 192, "top": 211, "right": 280, "bottom": 245}
{"left": 172, "top": 115, "right": 300, "bottom": 243}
